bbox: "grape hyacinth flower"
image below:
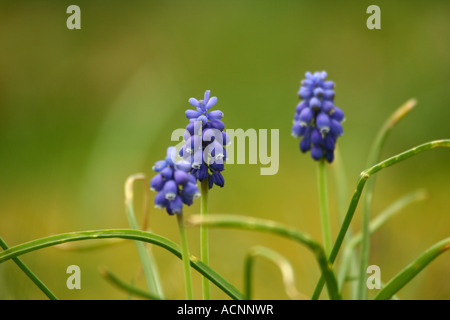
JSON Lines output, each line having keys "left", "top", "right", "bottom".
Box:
{"left": 181, "top": 90, "right": 229, "bottom": 189}
{"left": 292, "top": 71, "right": 344, "bottom": 163}
{"left": 150, "top": 146, "right": 201, "bottom": 215}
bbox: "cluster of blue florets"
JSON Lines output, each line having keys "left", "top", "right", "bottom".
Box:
{"left": 180, "top": 90, "right": 228, "bottom": 189}
{"left": 150, "top": 147, "right": 200, "bottom": 215}
{"left": 292, "top": 71, "right": 344, "bottom": 162}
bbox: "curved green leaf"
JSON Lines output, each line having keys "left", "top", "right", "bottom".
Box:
{"left": 187, "top": 214, "right": 341, "bottom": 300}
{"left": 0, "top": 229, "right": 244, "bottom": 300}
{"left": 374, "top": 238, "right": 450, "bottom": 300}
{"left": 312, "top": 139, "right": 450, "bottom": 299}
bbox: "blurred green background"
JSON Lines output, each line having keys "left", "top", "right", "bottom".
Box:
{"left": 0, "top": 0, "right": 449, "bottom": 300}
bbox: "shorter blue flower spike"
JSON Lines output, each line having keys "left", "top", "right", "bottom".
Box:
{"left": 150, "top": 146, "right": 201, "bottom": 215}
{"left": 291, "top": 71, "right": 345, "bottom": 163}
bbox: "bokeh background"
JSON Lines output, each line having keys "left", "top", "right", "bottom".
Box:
{"left": 0, "top": 0, "right": 449, "bottom": 300}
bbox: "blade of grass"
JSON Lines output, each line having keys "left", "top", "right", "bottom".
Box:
{"left": 99, "top": 266, "right": 162, "bottom": 300}
{"left": 311, "top": 139, "right": 450, "bottom": 299}
{"left": 0, "top": 229, "right": 244, "bottom": 300}
{"left": 177, "top": 213, "right": 194, "bottom": 300}
{"left": 374, "top": 238, "right": 450, "bottom": 300}
{"left": 337, "top": 189, "right": 427, "bottom": 288}
{"left": 0, "top": 237, "right": 58, "bottom": 300}
{"left": 244, "top": 246, "right": 307, "bottom": 300}
{"left": 125, "top": 173, "right": 164, "bottom": 299}
{"left": 358, "top": 98, "right": 416, "bottom": 299}
{"left": 187, "top": 214, "right": 341, "bottom": 300}
{"left": 332, "top": 145, "right": 359, "bottom": 298}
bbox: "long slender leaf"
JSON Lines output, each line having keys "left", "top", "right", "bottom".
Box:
{"left": 187, "top": 214, "right": 341, "bottom": 300}
{"left": 124, "top": 173, "right": 164, "bottom": 299}
{"left": 0, "top": 229, "right": 244, "bottom": 300}
{"left": 312, "top": 139, "right": 450, "bottom": 299}
{"left": 337, "top": 189, "right": 427, "bottom": 288}
{"left": 0, "top": 237, "right": 58, "bottom": 300}
{"left": 359, "top": 98, "right": 417, "bottom": 299}
{"left": 374, "top": 238, "right": 450, "bottom": 300}
{"left": 99, "top": 266, "right": 161, "bottom": 300}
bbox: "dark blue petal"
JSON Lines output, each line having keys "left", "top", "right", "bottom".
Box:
{"left": 152, "top": 160, "right": 167, "bottom": 172}
{"left": 204, "top": 90, "right": 211, "bottom": 103}
{"left": 182, "top": 182, "right": 200, "bottom": 198}
{"left": 298, "top": 86, "right": 312, "bottom": 100}
{"left": 322, "top": 100, "right": 334, "bottom": 114}
{"left": 210, "top": 162, "right": 225, "bottom": 172}
{"left": 168, "top": 196, "right": 183, "bottom": 214}
{"left": 189, "top": 98, "right": 200, "bottom": 108}
{"left": 300, "top": 135, "right": 311, "bottom": 153}
{"left": 330, "top": 106, "right": 345, "bottom": 122}
{"left": 180, "top": 189, "right": 194, "bottom": 206}
{"left": 209, "top": 120, "right": 225, "bottom": 131}
{"left": 330, "top": 119, "right": 343, "bottom": 136}
{"left": 322, "top": 81, "right": 335, "bottom": 89}
{"left": 222, "top": 131, "right": 231, "bottom": 146}
{"left": 323, "top": 90, "right": 335, "bottom": 100}
{"left": 325, "top": 150, "right": 334, "bottom": 163}
{"left": 208, "top": 175, "right": 214, "bottom": 189}
{"left": 174, "top": 160, "right": 192, "bottom": 172}
{"left": 323, "top": 134, "right": 336, "bottom": 151}
{"left": 192, "top": 149, "right": 203, "bottom": 169}
{"left": 313, "top": 87, "right": 324, "bottom": 98}
{"left": 150, "top": 174, "right": 165, "bottom": 192}
{"left": 197, "top": 115, "right": 208, "bottom": 124}
{"left": 311, "top": 145, "right": 323, "bottom": 160}
{"left": 299, "top": 108, "right": 313, "bottom": 126}
{"left": 310, "top": 128, "right": 323, "bottom": 145}
{"left": 309, "top": 97, "right": 322, "bottom": 111}
{"left": 185, "top": 109, "right": 202, "bottom": 119}
{"left": 291, "top": 122, "right": 303, "bottom": 138}
{"left": 296, "top": 101, "right": 308, "bottom": 113}
{"left": 316, "top": 112, "right": 331, "bottom": 133}
{"left": 162, "top": 180, "right": 177, "bottom": 200}
{"left": 154, "top": 191, "right": 168, "bottom": 209}
{"left": 207, "top": 110, "right": 224, "bottom": 121}
{"left": 185, "top": 122, "right": 195, "bottom": 135}
{"left": 165, "top": 146, "right": 177, "bottom": 165}
{"left": 174, "top": 170, "right": 189, "bottom": 185}
{"left": 160, "top": 167, "right": 173, "bottom": 180}
{"left": 197, "top": 164, "right": 208, "bottom": 181}
{"left": 211, "top": 171, "right": 225, "bottom": 188}
{"left": 206, "top": 96, "right": 218, "bottom": 110}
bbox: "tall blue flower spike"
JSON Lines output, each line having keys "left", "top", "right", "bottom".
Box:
{"left": 150, "top": 146, "right": 200, "bottom": 215}
{"left": 292, "top": 71, "right": 344, "bottom": 162}
{"left": 181, "top": 90, "right": 228, "bottom": 189}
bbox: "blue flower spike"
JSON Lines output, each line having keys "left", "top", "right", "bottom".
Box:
{"left": 292, "top": 71, "right": 344, "bottom": 162}
{"left": 150, "top": 146, "right": 200, "bottom": 215}
{"left": 182, "top": 90, "right": 226, "bottom": 189}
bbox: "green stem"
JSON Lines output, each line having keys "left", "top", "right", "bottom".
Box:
{"left": 0, "top": 237, "right": 58, "bottom": 300}
{"left": 177, "top": 213, "right": 194, "bottom": 300}
{"left": 200, "top": 178, "right": 211, "bottom": 299}
{"left": 317, "top": 159, "right": 332, "bottom": 256}
{"left": 311, "top": 139, "right": 450, "bottom": 300}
